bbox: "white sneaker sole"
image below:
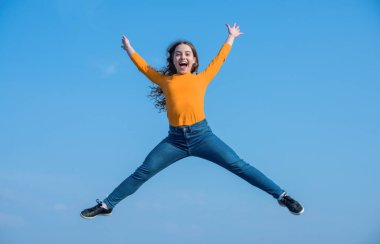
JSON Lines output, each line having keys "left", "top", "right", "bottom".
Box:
{"left": 278, "top": 202, "right": 305, "bottom": 215}
{"left": 80, "top": 212, "right": 112, "bottom": 220}
{"left": 291, "top": 207, "right": 304, "bottom": 215}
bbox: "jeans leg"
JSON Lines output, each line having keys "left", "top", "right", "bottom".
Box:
{"left": 104, "top": 137, "right": 188, "bottom": 208}
{"left": 191, "top": 132, "right": 285, "bottom": 199}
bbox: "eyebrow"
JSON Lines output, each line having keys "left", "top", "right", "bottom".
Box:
{"left": 175, "top": 51, "right": 192, "bottom": 54}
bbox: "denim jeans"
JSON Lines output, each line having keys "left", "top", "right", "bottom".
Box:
{"left": 104, "top": 119, "right": 285, "bottom": 209}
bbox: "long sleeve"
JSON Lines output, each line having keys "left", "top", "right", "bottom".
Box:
{"left": 197, "top": 43, "right": 232, "bottom": 86}
{"left": 130, "top": 52, "right": 166, "bottom": 86}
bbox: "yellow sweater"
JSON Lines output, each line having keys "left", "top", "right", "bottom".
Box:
{"left": 130, "top": 43, "right": 232, "bottom": 126}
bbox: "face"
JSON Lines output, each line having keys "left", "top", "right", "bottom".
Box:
{"left": 173, "top": 44, "right": 197, "bottom": 74}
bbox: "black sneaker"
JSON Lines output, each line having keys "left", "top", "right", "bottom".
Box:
{"left": 80, "top": 199, "right": 113, "bottom": 219}
{"left": 278, "top": 193, "right": 304, "bottom": 215}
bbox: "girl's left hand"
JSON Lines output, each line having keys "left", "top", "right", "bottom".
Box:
{"left": 226, "top": 23, "right": 244, "bottom": 38}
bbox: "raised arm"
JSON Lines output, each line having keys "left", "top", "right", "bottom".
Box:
{"left": 198, "top": 23, "right": 244, "bottom": 85}
{"left": 121, "top": 35, "right": 165, "bottom": 86}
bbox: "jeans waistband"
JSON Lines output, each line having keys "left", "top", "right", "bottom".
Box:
{"left": 169, "top": 119, "right": 208, "bottom": 133}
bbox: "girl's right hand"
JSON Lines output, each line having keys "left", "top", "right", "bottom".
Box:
{"left": 121, "top": 35, "right": 136, "bottom": 56}
{"left": 121, "top": 35, "right": 130, "bottom": 51}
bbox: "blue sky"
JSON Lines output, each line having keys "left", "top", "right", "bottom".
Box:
{"left": 1, "top": 0, "right": 379, "bottom": 243}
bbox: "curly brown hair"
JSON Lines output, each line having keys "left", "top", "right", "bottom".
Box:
{"left": 147, "top": 40, "right": 199, "bottom": 113}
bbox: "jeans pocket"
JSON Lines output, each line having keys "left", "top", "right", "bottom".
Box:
{"left": 191, "top": 126, "right": 212, "bottom": 135}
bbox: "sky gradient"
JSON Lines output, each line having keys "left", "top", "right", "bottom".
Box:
{"left": 1, "top": 0, "right": 380, "bottom": 243}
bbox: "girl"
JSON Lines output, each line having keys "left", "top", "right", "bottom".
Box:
{"left": 81, "top": 23, "right": 304, "bottom": 219}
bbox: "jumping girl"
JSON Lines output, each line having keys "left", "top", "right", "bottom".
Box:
{"left": 81, "top": 23, "right": 304, "bottom": 219}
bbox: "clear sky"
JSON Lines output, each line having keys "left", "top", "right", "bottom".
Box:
{"left": 1, "top": 0, "right": 379, "bottom": 243}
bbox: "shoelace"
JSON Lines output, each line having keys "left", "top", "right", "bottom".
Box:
{"left": 281, "top": 195, "right": 295, "bottom": 205}
{"left": 96, "top": 199, "right": 103, "bottom": 206}
{"left": 85, "top": 199, "right": 103, "bottom": 212}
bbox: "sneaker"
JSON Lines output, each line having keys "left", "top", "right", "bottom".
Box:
{"left": 278, "top": 193, "right": 304, "bottom": 215}
{"left": 80, "top": 199, "right": 113, "bottom": 219}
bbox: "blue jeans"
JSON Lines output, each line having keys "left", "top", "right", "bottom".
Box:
{"left": 104, "top": 119, "right": 285, "bottom": 209}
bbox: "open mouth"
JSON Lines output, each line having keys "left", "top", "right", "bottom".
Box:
{"left": 179, "top": 61, "right": 188, "bottom": 68}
